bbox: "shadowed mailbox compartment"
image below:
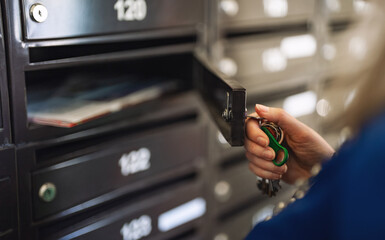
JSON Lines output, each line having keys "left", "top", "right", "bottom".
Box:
{"left": 23, "top": 0, "right": 204, "bottom": 40}
{"left": 31, "top": 121, "right": 204, "bottom": 220}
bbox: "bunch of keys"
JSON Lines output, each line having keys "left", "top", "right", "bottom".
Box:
{"left": 247, "top": 116, "right": 289, "bottom": 197}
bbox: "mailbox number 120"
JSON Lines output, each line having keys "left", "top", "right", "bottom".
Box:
{"left": 114, "top": 0, "right": 147, "bottom": 21}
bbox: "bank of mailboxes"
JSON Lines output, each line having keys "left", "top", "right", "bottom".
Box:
{"left": 16, "top": 93, "right": 211, "bottom": 238}
{"left": 0, "top": 0, "right": 355, "bottom": 239}
{"left": 4, "top": 0, "right": 248, "bottom": 239}
{"left": 220, "top": 0, "right": 355, "bottom": 33}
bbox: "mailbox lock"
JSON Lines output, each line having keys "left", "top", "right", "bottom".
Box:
{"left": 39, "top": 183, "right": 56, "bottom": 202}
{"left": 30, "top": 4, "right": 48, "bottom": 23}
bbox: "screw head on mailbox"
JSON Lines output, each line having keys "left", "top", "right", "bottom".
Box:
{"left": 39, "top": 183, "right": 56, "bottom": 202}
{"left": 30, "top": 4, "right": 48, "bottom": 23}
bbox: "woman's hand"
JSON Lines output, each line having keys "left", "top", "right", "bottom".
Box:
{"left": 245, "top": 104, "right": 335, "bottom": 184}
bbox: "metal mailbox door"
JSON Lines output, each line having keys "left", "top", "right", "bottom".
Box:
{"left": 193, "top": 52, "right": 246, "bottom": 146}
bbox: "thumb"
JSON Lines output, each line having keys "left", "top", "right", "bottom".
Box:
{"left": 255, "top": 104, "right": 303, "bottom": 134}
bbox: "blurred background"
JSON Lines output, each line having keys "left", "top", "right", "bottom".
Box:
{"left": 0, "top": 0, "right": 370, "bottom": 239}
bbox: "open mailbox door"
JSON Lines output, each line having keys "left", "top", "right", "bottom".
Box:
{"left": 194, "top": 52, "right": 246, "bottom": 146}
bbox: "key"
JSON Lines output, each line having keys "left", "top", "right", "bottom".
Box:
{"left": 258, "top": 178, "right": 271, "bottom": 196}
{"left": 263, "top": 178, "right": 270, "bottom": 195}
{"left": 268, "top": 179, "right": 273, "bottom": 197}
{"left": 272, "top": 179, "right": 281, "bottom": 193}
{"left": 257, "top": 178, "right": 268, "bottom": 194}
{"left": 258, "top": 178, "right": 280, "bottom": 197}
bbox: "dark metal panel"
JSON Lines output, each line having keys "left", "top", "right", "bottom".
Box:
{"left": 22, "top": 0, "right": 204, "bottom": 40}
{"left": 16, "top": 147, "right": 42, "bottom": 240}
{"left": 0, "top": 231, "right": 18, "bottom": 240}
{"left": 194, "top": 53, "right": 246, "bottom": 146}
{"left": 1, "top": 0, "right": 31, "bottom": 144}
{"left": 31, "top": 122, "right": 204, "bottom": 220}
{"left": 0, "top": 148, "right": 17, "bottom": 235}
{"left": 44, "top": 181, "right": 205, "bottom": 240}
{"left": 207, "top": 120, "right": 245, "bottom": 165}
{"left": 0, "top": 3, "right": 11, "bottom": 144}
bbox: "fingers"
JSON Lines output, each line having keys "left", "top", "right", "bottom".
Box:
{"left": 245, "top": 139, "right": 288, "bottom": 179}
{"left": 245, "top": 105, "right": 291, "bottom": 180}
{"left": 254, "top": 104, "right": 303, "bottom": 135}
{"left": 245, "top": 117, "right": 269, "bottom": 147}
{"left": 244, "top": 138, "right": 273, "bottom": 159}
{"left": 246, "top": 151, "right": 287, "bottom": 175}
{"left": 247, "top": 153, "right": 287, "bottom": 179}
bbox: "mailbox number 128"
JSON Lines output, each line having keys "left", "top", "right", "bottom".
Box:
{"left": 114, "top": 0, "right": 147, "bottom": 21}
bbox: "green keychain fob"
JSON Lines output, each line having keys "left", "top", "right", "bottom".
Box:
{"left": 261, "top": 126, "right": 289, "bottom": 166}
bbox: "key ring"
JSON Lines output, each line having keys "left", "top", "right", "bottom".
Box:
{"left": 246, "top": 116, "right": 289, "bottom": 166}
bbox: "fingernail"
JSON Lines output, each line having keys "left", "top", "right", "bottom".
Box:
{"left": 263, "top": 149, "right": 274, "bottom": 159}
{"left": 256, "top": 137, "right": 268, "bottom": 147}
{"left": 256, "top": 104, "right": 269, "bottom": 113}
{"left": 284, "top": 165, "right": 288, "bottom": 173}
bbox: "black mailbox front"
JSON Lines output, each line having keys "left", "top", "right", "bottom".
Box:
{"left": 194, "top": 53, "right": 246, "bottom": 146}
{"left": 22, "top": 0, "right": 203, "bottom": 40}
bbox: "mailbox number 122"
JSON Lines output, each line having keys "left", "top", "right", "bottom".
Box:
{"left": 114, "top": 0, "right": 147, "bottom": 21}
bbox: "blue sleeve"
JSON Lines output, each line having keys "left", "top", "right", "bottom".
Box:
{"left": 246, "top": 150, "right": 342, "bottom": 240}
{"left": 246, "top": 112, "right": 385, "bottom": 240}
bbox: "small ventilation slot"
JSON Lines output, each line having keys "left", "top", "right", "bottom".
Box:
{"left": 29, "top": 35, "right": 196, "bottom": 63}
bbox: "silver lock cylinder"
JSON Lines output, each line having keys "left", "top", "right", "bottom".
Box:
{"left": 39, "top": 182, "right": 56, "bottom": 202}
{"left": 30, "top": 4, "right": 48, "bottom": 23}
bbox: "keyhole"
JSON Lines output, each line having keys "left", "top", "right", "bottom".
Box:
{"left": 30, "top": 4, "right": 48, "bottom": 23}
{"left": 44, "top": 189, "right": 52, "bottom": 198}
